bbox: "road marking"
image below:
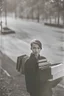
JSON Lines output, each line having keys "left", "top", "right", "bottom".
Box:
{"left": 1, "top": 67, "right": 11, "bottom": 77}
{"left": 3, "top": 69, "right": 11, "bottom": 77}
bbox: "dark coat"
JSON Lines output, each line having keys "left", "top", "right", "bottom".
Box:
{"left": 24, "top": 53, "right": 46, "bottom": 95}
{"left": 24, "top": 54, "right": 62, "bottom": 96}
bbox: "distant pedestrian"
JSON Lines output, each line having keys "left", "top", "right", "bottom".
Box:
{"left": 24, "top": 39, "right": 52, "bottom": 96}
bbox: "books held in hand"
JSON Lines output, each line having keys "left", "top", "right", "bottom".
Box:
{"left": 38, "top": 58, "right": 51, "bottom": 69}
{"left": 38, "top": 59, "right": 64, "bottom": 80}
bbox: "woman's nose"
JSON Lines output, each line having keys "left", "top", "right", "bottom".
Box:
{"left": 35, "top": 49, "right": 38, "bottom": 52}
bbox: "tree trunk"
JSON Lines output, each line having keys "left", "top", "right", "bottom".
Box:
{"left": 37, "top": 6, "right": 40, "bottom": 22}
{"left": 50, "top": 16, "right": 52, "bottom": 24}
{"left": 57, "top": 11, "right": 60, "bottom": 25}
{"left": 32, "top": 8, "right": 34, "bottom": 20}
{"left": 55, "top": 16, "right": 56, "bottom": 24}
{"left": 63, "top": 0, "right": 64, "bottom": 26}
{"left": 5, "top": 0, "right": 7, "bottom": 27}
{"left": 57, "top": 0, "right": 60, "bottom": 25}
{"left": 63, "top": 12, "right": 64, "bottom": 26}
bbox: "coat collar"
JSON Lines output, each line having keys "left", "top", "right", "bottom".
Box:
{"left": 30, "top": 53, "right": 40, "bottom": 60}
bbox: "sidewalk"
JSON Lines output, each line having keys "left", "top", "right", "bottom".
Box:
{"left": 0, "top": 69, "right": 30, "bottom": 96}
{"left": 0, "top": 50, "right": 29, "bottom": 96}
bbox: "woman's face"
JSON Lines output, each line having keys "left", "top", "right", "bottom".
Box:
{"left": 31, "top": 43, "right": 41, "bottom": 57}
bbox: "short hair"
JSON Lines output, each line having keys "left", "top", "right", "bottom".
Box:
{"left": 31, "top": 40, "right": 42, "bottom": 49}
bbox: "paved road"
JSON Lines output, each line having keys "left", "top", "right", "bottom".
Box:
{"left": 1, "top": 17, "right": 64, "bottom": 63}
